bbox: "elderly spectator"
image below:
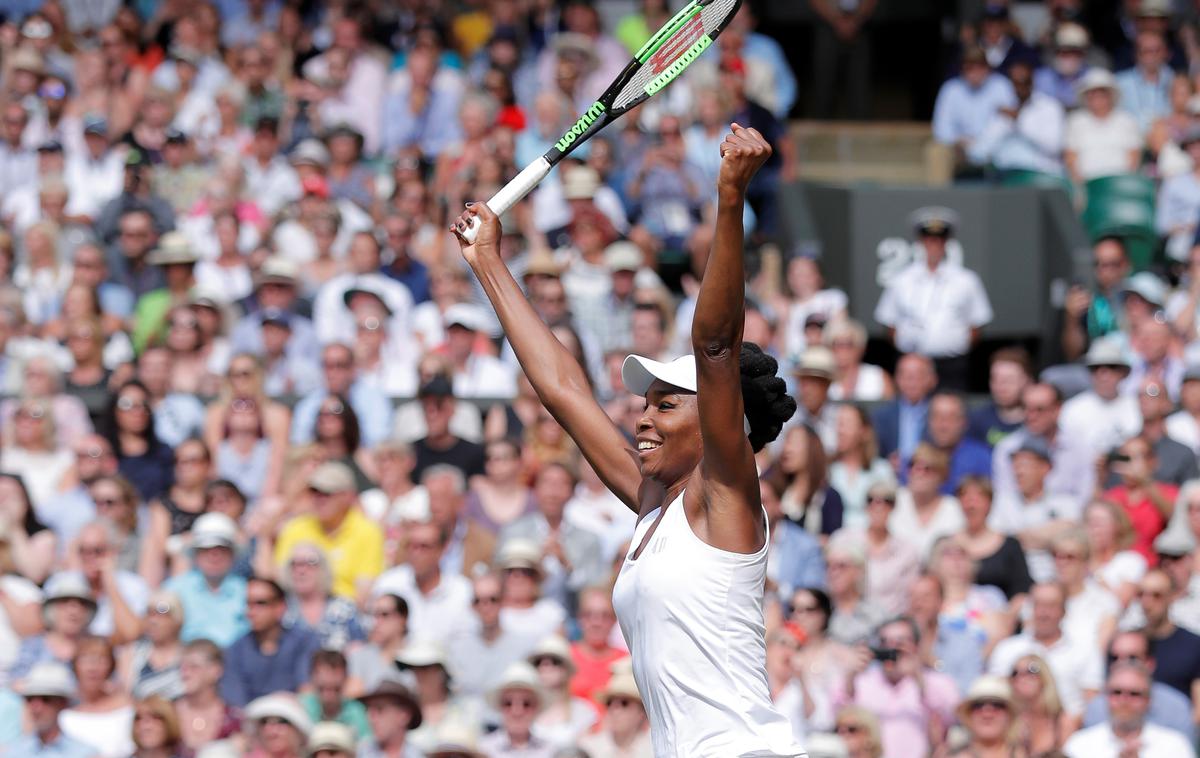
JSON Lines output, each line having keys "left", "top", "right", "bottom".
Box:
{"left": 395, "top": 640, "right": 472, "bottom": 752}
{"left": 243, "top": 691, "right": 313, "bottom": 758}
{"left": 175, "top": 639, "right": 241, "bottom": 752}
{"left": 525, "top": 635, "right": 597, "bottom": 749}
{"left": 789, "top": 346, "right": 839, "bottom": 454}
{"left": 1065, "top": 69, "right": 1142, "bottom": 182}
{"left": 1060, "top": 340, "right": 1141, "bottom": 457}
{"left": 1063, "top": 662, "right": 1196, "bottom": 758}
{"left": 273, "top": 462, "right": 382, "bottom": 601}
{"left": 424, "top": 464, "right": 496, "bottom": 578}
{"left": 835, "top": 616, "right": 958, "bottom": 758}
{"left": 0, "top": 398, "right": 73, "bottom": 511}
{"left": 281, "top": 543, "right": 364, "bottom": 651}
{"left": 825, "top": 319, "right": 891, "bottom": 403}
{"left": 116, "top": 588, "right": 186, "bottom": 700}
{"left": 373, "top": 519, "right": 472, "bottom": 645}
{"left": 943, "top": 676, "right": 1021, "bottom": 758}
{"left": 220, "top": 577, "right": 321, "bottom": 708}
{"left": 578, "top": 667, "right": 652, "bottom": 757}
{"left": 824, "top": 533, "right": 881, "bottom": 645}
{"left": 11, "top": 573, "right": 94, "bottom": 681}
{"left": 6, "top": 662, "right": 94, "bottom": 757}
{"left": 57, "top": 519, "right": 148, "bottom": 644}
{"left": 1035, "top": 23, "right": 1093, "bottom": 108}
{"left": 162, "top": 512, "right": 247, "bottom": 647}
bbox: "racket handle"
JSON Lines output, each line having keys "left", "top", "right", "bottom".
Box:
{"left": 460, "top": 157, "right": 553, "bottom": 243}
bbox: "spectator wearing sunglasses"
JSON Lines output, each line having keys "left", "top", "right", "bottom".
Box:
{"left": 832, "top": 705, "right": 883, "bottom": 758}
{"left": 345, "top": 593, "right": 410, "bottom": 699}
{"left": 5, "top": 662, "right": 93, "bottom": 758}
{"left": 482, "top": 662, "right": 553, "bottom": 758}
{"left": 220, "top": 577, "right": 320, "bottom": 708}
{"left": 1063, "top": 661, "right": 1196, "bottom": 758}
{"left": 1082, "top": 630, "right": 1195, "bottom": 741}
{"left": 107, "top": 380, "right": 175, "bottom": 503}
{"left": 1132, "top": 568, "right": 1200, "bottom": 703}
{"left": 446, "top": 573, "right": 539, "bottom": 703}
{"left": 942, "top": 676, "right": 1020, "bottom": 758}
{"left": 578, "top": 667, "right": 652, "bottom": 758}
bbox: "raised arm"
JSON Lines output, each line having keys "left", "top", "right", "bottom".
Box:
{"left": 451, "top": 203, "right": 643, "bottom": 512}
{"left": 693, "top": 124, "right": 773, "bottom": 551}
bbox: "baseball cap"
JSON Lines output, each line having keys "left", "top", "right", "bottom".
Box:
{"left": 308, "top": 461, "right": 357, "bottom": 495}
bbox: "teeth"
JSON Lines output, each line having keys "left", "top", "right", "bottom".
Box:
{"left": 638, "top": 441, "right": 660, "bottom": 451}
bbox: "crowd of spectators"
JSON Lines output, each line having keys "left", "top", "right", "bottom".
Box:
{"left": 0, "top": 2, "right": 1198, "bottom": 758}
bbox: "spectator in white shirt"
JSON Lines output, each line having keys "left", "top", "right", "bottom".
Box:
{"left": 1060, "top": 339, "right": 1141, "bottom": 456}
{"left": 441, "top": 303, "right": 516, "bottom": 401}
{"left": 874, "top": 207, "right": 993, "bottom": 390}
{"left": 969, "top": 60, "right": 1065, "bottom": 175}
{"left": 1063, "top": 662, "right": 1196, "bottom": 758}
{"left": 63, "top": 117, "right": 123, "bottom": 222}
{"left": 1065, "top": 69, "right": 1143, "bottom": 182}
{"left": 372, "top": 520, "right": 473, "bottom": 645}
{"left": 988, "top": 582, "right": 1103, "bottom": 721}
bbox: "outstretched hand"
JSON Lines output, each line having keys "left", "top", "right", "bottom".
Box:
{"left": 717, "top": 122, "right": 772, "bottom": 197}
{"left": 450, "top": 201, "right": 502, "bottom": 260}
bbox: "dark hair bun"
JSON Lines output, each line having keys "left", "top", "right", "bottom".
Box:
{"left": 739, "top": 342, "right": 797, "bottom": 452}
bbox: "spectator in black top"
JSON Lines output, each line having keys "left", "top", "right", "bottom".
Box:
{"left": 95, "top": 148, "right": 175, "bottom": 246}
{"left": 108, "top": 380, "right": 174, "bottom": 502}
{"left": 967, "top": 347, "right": 1031, "bottom": 449}
{"left": 955, "top": 475, "right": 1032, "bottom": 601}
{"left": 412, "top": 374, "right": 485, "bottom": 482}
{"left": 1138, "top": 568, "right": 1200, "bottom": 702}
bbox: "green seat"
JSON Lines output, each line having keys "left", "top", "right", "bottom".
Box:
{"left": 1082, "top": 174, "right": 1155, "bottom": 235}
{"left": 999, "top": 168, "right": 1071, "bottom": 191}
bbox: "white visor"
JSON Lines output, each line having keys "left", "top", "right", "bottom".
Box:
{"left": 622, "top": 353, "right": 751, "bottom": 435}
{"left": 621, "top": 354, "right": 696, "bottom": 396}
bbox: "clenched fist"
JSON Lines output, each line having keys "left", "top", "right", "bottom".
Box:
{"left": 717, "top": 122, "right": 773, "bottom": 198}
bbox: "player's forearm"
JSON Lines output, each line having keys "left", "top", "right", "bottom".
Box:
{"left": 692, "top": 198, "right": 746, "bottom": 355}
{"left": 467, "top": 250, "right": 592, "bottom": 404}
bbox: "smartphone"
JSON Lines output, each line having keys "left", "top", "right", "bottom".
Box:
{"left": 1108, "top": 452, "right": 1131, "bottom": 465}
{"left": 870, "top": 647, "right": 899, "bottom": 663}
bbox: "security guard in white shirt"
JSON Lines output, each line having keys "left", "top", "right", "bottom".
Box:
{"left": 874, "top": 207, "right": 994, "bottom": 389}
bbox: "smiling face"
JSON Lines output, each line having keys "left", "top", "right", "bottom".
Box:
{"left": 635, "top": 380, "right": 702, "bottom": 484}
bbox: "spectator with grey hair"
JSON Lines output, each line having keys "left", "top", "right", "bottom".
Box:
{"left": 55, "top": 518, "right": 148, "bottom": 645}
{"left": 424, "top": 463, "right": 496, "bottom": 577}
{"left": 280, "top": 541, "right": 364, "bottom": 650}
{"left": 372, "top": 519, "right": 473, "bottom": 645}
{"left": 116, "top": 588, "right": 186, "bottom": 700}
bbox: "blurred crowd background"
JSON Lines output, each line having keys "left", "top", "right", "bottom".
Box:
{"left": 2, "top": 2, "right": 1200, "bottom": 758}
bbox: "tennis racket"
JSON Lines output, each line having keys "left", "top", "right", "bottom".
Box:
{"left": 459, "top": 0, "right": 743, "bottom": 242}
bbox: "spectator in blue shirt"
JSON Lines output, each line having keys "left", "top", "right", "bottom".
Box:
{"left": 1115, "top": 31, "right": 1176, "bottom": 134}
{"left": 932, "top": 46, "right": 1016, "bottom": 171}
{"left": 379, "top": 214, "right": 430, "bottom": 305}
{"left": 3, "top": 662, "right": 95, "bottom": 757}
{"left": 220, "top": 577, "right": 321, "bottom": 708}
{"left": 901, "top": 393, "right": 991, "bottom": 494}
{"left": 164, "top": 513, "right": 248, "bottom": 647}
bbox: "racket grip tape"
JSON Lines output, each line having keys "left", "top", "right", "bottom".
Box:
{"left": 460, "top": 157, "right": 554, "bottom": 243}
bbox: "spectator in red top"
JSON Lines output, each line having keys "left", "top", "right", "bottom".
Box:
{"left": 1101, "top": 435, "right": 1177, "bottom": 565}
{"left": 568, "top": 586, "right": 628, "bottom": 707}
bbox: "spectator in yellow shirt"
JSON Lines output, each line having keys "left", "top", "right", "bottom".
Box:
{"left": 274, "top": 461, "right": 384, "bottom": 601}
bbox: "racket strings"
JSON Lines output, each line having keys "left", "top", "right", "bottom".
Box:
{"left": 612, "top": 0, "right": 740, "bottom": 111}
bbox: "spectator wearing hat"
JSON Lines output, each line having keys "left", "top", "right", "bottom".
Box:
{"left": 572, "top": 241, "right": 644, "bottom": 358}
{"left": 558, "top": 206, "right": 622, "bottom": 305}
{"left": 291, "top": 343, "right": 394, "bottom": 449}
{"left": 834, "top": 616, "right": 958, "bottom": 758}
{"left": 525, "top": 635, "right": 597, "bottom": 749}
{"left": 4, "top": 662, "right": 93, "bottom": 757}
{"left": 438, "top": 303, "right": 516, "bottom": 400}
{"left": 411, "top": 376, "right": 486, "bottom": 481}
{"left": 312, "top": 232, "right": 415, "bottom": 347}
{"left": 131, "top": 232, "right": 200, "bottom": 353}
{"left": 381, "top": 45, "right": 466, "bottom": 160}
{"left": 790, "top": 345, "right": 839, "bottom": 454}
{"left": 373, "top": 518, "right": 473, "bottom": 645}
{"left": 495, "top": 538, "right": 568, "bottom": 641}
{"left": 1035, "top": 23, "right": 1094, "bottom": 107}
{"left": 948, "top": 676, "right": 1021, "bottom": 758}
{"left": 299, "top": 650, "right": 370, "bottom": 741}
{"left": 1152, "top": 525, "right": 1200, "bottom": 633}
{"left": 577, "top": 666, "right": 651, "bottom": 757}
{"left": 230, "top": 257, "right": 320, "bottom": 380}
{"left": 244, "top": 691, "right": 314, "bottom": 758}
{"left": 874, "top": 208, "right": 993, "bottom": 390}
{"left": 968, "top": 59, "right": 1066, "bottom": 175}
{"left": 1111, "top": 0, "right": 1187, "bottom": 72}
{"left": 357, "top": 677, "right": 425, "bottom": 758}
{"left": 1116, "top": 31, "right": 1176, "bottom": 134}
{"left": 56, "top": 519, "right": 148, "bottom": 643}
{"left": 163, "top": 512, "right": 249, "bottom": 647}
{"left": 220, "top": 577, "right": 321, "bottom": 708}
{"left": 989, "top": 437, "right": 1080, "bottom": 582}
{"left": 1063, "top": 661, "right": 1196, "bottom": 758}
{"left": 394, "top": 640, "right": 474, "bottom": 753}
{"left": 273, "top": 461, "right": 383, "bottom": 600}
{"left": 306, "top": 720, "right": 357, "bottom": 758}
{"left": 481, "top": 661, "right": 553, "bottom": 758}
{"left": 1082, "top": 629, "right": 1196, "bottom": 740}
{"left": 1060, "top": 339, "right": 1141, "bottom": 456}
{"left": 497, "top": 462, "right": 605, "bottom": 613}
{"left": 447, "top": 572, "right": 541, "bottom": 703}
{"left": 932, "top": 47, "right": 1016, "bottom": 169}
{"left": 534, "top": 163, "right": 629, "bottom": 246}
{"left": 873, "top": 353, "right": 937, "bottom": 465}
{"left": 10, "top": 572, "right": 96, "bottom": 681}
{"left": 1065, "top": 68, "right": 1142, "bottom": 182}
{"left": 153, "top": 127, "right": 207, "bottom": 217}
{"left": 1165, "top": 364, "right": 1200, "bottom": 455}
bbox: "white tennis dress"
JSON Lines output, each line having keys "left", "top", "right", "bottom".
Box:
{"left": 611, "top": 490, "right": 806, "bottom": 757}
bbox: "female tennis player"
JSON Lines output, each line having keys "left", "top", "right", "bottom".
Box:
{"left": 452, "top": 124, "right": 802, "bottom": 757}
